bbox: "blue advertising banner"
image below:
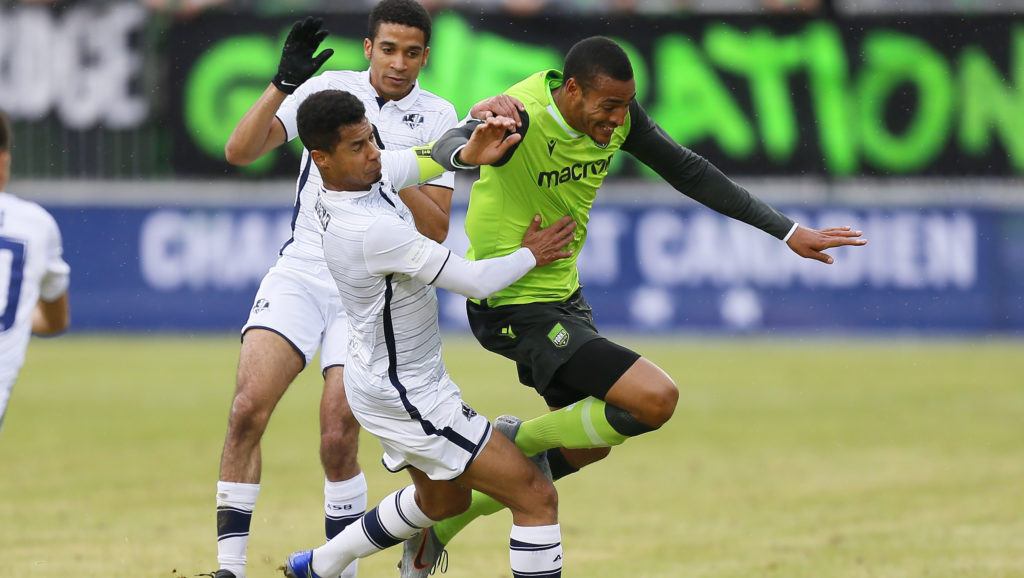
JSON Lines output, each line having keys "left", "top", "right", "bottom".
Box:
{"left": 50, "top": 203, "right": 1024, "bottom": 334}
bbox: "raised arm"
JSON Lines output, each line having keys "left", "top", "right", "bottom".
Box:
{"left": 224, "top": 17, "right": 333, "bottom": 166}
{"left": 430, "top": 115, "right": 522, "bottom": 171}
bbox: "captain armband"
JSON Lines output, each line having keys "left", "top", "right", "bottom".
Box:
{"left": 411, "top": 145, "right": 446, "bottom": 183}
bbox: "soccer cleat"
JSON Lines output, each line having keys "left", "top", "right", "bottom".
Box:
{"left": 282, "top": 549, "right": 322, "bottom": 578}
{"left": 494, "top": 415, "right": 552, "bottom": 481}
{"left": 398, "top": 527, "right": 448, "bottom": 577}
{"left": 194, "top": 571, "right": 236, "bottom": 578}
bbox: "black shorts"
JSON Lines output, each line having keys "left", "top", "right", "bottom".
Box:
{"left": 466, "top": 289, "right": 640, "bottom": 408}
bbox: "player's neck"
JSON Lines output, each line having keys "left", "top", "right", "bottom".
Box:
{"left": 323, "top": 180, "right": 372, "bottom": 193}
{"left": 550, "top": 87, "right": 584, "bottom": 135}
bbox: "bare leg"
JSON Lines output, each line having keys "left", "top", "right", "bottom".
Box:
{"left": 216, "top": 329, "right": 304, "bottom": 577}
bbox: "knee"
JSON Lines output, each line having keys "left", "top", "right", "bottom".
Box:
{"left": 321, "top": 408, "right": 360, "bottom": 443}
{"left": 534, "top": 478, "right": 558, "bottom": 515}
{"left": 635, "top": 380, "right": 678, "bottom": 428}
{"left": 521, "top": 475, "right": 558, "bottom": 523}
{"left": 227, "top": 390, "right": 273, "bottom": 437}
{"left": 649, "top": 381, "right": 678, "bottom": 426}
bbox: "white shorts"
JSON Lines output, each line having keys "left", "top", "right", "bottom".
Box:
{"left": 242, "top": 256, "right": 348, "bottom": 372}
{"left": 344, "top": 366, "right": 492, "bottom": 481}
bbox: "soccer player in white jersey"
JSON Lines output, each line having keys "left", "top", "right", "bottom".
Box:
{"left": 210, "top": 3, "right": 523, "bottom": 578}
{"left": 281, "top": 88, "right": 572, "bottom": 578}
{"left": 0, "top": 108, "right": 70, "bottom": 435}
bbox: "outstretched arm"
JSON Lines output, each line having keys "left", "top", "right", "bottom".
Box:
{"left": 429, "top": 215, "right": 576, "bottom": 299}
{"left": 624, "top": 101, "right": 866, "bottom": 263}
{"left": 361, "top": 214, "right": 575, "bottom": 300}
{"left": 224, "top": 17, "right": 333, "bottom": 165}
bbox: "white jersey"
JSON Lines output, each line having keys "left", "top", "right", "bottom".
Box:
{"left": 0, "top": 192, "right": 70, "bottom": 410}
{"left": 316, "top": 149, "right": 537, "bottom": 479}
{"left": 318, "top": 149, "right": 450, "bottom": 390}
{"left": 275, "top": 69, "right": 458, "bottom": 264}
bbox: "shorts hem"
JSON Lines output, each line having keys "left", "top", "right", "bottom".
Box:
{"left": 241, "top": 326, "right": 309, "bottom": 369}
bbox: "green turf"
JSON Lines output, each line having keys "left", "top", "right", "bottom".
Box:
{"left": 1, "top": 333, "right": 1022, "bottom": 577}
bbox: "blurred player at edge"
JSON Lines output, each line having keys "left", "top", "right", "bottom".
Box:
{"left": 0, "top": 107, "right": 71, "bottom": 436}
{"left": 203, "top": 2, "right": 526, "bottom": 577}
{"left": 282, "top": 88, "right": 572, "bottom": 578}
{"left": 398, "top": 35, "right": 868, "bottom": 576}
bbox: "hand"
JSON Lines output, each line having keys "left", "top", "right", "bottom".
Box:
{"left": 786, "top": 225, "right": 867, "bottom": 264}
{"left": 457, "top": 116, "right": 522, "bottom": 166}
{"left": 469, "top": 95, "right": 525, "bottom": 127}
{"left": 522, "top": 215, "right": 576, "bottom": 267}
{"left": 272, "top": 17, "right": 334, "bottom": 95}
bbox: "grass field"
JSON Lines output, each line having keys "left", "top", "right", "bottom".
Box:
{"left": 1, "top": 333, "right": 1023, "bottom": 577}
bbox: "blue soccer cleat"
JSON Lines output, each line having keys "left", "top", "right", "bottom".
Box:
{"left": 283, "top": 549, "right": 322, "bottom": 578}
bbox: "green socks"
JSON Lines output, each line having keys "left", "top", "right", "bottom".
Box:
{"left": 514, "top": 396, "right": 630, "bottom": 456}
{"left": 431, "top": 397, "right": 636, "bottom": 546}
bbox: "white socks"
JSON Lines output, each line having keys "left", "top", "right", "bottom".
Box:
{"left": 312, "top": 485, "right": 433, "bottom": 578}
{"left": 324, "top": 474, "right": 367, "bottom": 578}
{"left": 510, "top": 523, "right": 562, "bottom": 577}
{"left": 215, "top": 481, "right": 260, "bottom": 578}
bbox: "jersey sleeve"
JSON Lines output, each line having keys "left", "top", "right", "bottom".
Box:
{"left": 363, "top": 214, "right": 450, "bottom": 282}
{"left": 622, "top": 100, "right": 795, "bottom": 240}
{"left": 382, "top": 148, "right": 447, "bottom": 191}
{"left": 38, "top": 211, "right": 70, "bottom": 302}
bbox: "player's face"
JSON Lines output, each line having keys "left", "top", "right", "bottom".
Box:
{"left": 317, "top": 118, "right": 382, "bottom": 191}
{"left": 565, "top": 75, "right": 635, "bottom": 146}
{"left": 364, "top": 22, "right": 429, "bottom": 101}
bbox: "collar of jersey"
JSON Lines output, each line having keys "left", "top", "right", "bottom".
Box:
{"left": 362, "top": 68, "right": 421, "bottom": 112}
{"left": 543, "top": 71, "right": 583, "bottom": 139}
{"left": 319, "top": 180, "right": 382, "bottom": 202}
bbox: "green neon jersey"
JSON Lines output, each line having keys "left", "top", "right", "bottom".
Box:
{"left": 465, "top": 70, "right": 627, "bottom": 306}
{"left": 450, "top": 70, "right": 795, "bottom": 307}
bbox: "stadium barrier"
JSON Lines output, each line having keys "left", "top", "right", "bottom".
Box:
{"left": 44, "top": 197, "right": 1023, "bottom": 334}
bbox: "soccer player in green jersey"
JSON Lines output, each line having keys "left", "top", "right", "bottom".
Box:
{"left": 399, "top": 36, "right": 867, "bottom": 575}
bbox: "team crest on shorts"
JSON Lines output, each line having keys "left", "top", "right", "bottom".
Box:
{"left": 403, "top": 113, "right": 425, "bottom": 129}
{"left": 252, "top": 298, "right": 270, "bottom": 314}
{"left": 461, "top": 402, "right": 477, "bottom": 419}
{"left": 548, "top": 323, "right": 570, "bottom": 348}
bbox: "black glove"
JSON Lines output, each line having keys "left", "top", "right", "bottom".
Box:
{"left": 272, "top": 17, "right": 334, "bottom": 95}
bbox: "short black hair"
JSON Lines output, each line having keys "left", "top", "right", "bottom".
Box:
{"left": 368, "top": 0, "right": 432, "bottom": 46}
{"left": 563, "top": 36, "right": 634, "bottom": 92}
{"left": 297, "top": 90, "right": 366, "bottom": 154}
{"left": 0, "top": 108, "right": 10, "bottom": 152}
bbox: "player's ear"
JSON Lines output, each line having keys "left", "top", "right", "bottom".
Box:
{"left": 310, "top": 149, "right": 329, "bottom": 170}
{"left": 363, "top": 38, "right": 373, "bottom": 61}
{"left": 421, "top": 46, "right": 430, "bottom": 67}
{"left": 564, "top": 77, "right": 581, "bottom": 99}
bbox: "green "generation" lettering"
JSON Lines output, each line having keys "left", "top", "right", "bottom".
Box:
{"left": 182, "top": 14, "right": 1024, "bottom": 176}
